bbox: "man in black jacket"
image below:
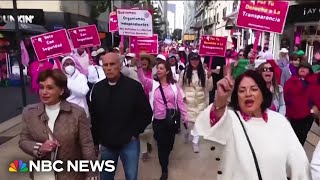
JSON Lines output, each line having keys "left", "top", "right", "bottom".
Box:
{"left": 90, "top": 52, "right": 152, "bottom": 180}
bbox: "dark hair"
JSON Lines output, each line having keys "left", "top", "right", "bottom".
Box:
{"left": 257, "top": 46, "right": 262, "bottom": 51}
{"left": 257, "top": 62, "right": 280, "bottom": 100}
{"left": 168, "top": 55, "right": 179, "bottom": 74}
{"left": 229, "top": 70, "right": 273, "bottom": 113}
{"left": 178, "top": 51, "right": 187, "bottom": 62}
{"left": 225, "top": 49, "right": 232, "bottom": 58}
{"left": 290, "top": 54, "right": 301, "bottom": 62}
{"left": 156, "top": 60, "right": 177, "bottom": 84}
{"left": 183, "top": 56, "right": 206, "bottom": 87}
{"left": 237, "top": 50, "right": 245, "bottom": 60}
{"left": 244, "top": 44, "right": 253, "bottom": 59}
{"left": 37, "top": 69, "right": 70, "bottom": 100}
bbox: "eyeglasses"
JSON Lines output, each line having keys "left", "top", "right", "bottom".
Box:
{"left": 239, "top": 53, "right": 244, "bottom": 56}
{"left": 262, "top": 67, "right": 274, "bottom": 72}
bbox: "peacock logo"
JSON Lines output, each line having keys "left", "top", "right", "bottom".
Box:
{"left": 9, "top": 160, "right": 28, "bottom": 172}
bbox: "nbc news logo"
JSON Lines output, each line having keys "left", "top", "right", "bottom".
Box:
{"left": 9, "top": 160, "right": 28, "bottom": 172}
{"left": 9, "top": 159, "right": 115, "bottom": 173}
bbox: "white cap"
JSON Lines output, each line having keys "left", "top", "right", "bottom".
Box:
{"left": 156, "top": 54, "right": 166, "bottom": 61}
{"left": 91, "top": 51, "right": 98, "bottom": 57}
{"left": 61, "top": 56, "right": 75, "bottom": 65}
{"left": 125, "top": 53, "right": 136, "bottom": 58}
{"left": 97, "top": 48, "right": 105, "bottom": 54}
{"left": 113, "top": 47, "right": 120, "bottom": 51}
{"left": 279, "top": 48, "right": 289, "bottom": 53}
{"left": 178, "top": 47, "right": 185, "bottom": 51}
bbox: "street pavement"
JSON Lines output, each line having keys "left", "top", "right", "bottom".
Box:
{"left": 0, "top": 115, "right": 318, "bottom": 180}
{"left": 0, "top": 86, "right": 38, "bottom": 123}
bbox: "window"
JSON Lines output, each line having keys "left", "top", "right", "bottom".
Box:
{"left": 223, "top": 7, "right": 227, "bottom": 18}
{"left": 233, "top": 0, "right": 239, "bottom": 12}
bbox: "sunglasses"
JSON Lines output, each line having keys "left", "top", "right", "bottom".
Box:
{"left": 239, "top": 53, "right": 244, "bottom": 56}
{"left": 262, "top": 67, "right": 274, "bottom": 72}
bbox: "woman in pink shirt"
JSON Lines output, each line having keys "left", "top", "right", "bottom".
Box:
{"left": 137, "top": 60, "right": 188, "bottom": 180}
{"left": 29, "top": 60, "right": 53, "bottom": 94}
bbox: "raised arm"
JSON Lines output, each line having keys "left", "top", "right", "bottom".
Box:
{"left": 137, "top": 67, "right": 153, "bottom": 92}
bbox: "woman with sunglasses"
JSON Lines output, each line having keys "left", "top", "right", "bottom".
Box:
{"left": 178, "top": 52, "right": 213, "bottom": 153}
{"left": 257, "top": 62, "right": 286, "bottom": 116}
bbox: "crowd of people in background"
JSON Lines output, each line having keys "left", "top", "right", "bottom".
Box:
{"left": 18, "top": 39, "right": 320, "bottom": 180}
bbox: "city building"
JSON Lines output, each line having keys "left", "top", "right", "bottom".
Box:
{"left": 284, "top": 1, "right": 320, "bottom": 57}
{"left": 183, "top": 0, "right": 197, "bottom": 42}
{"left": 150, "top": 0, "right": 168, "bottom": 39}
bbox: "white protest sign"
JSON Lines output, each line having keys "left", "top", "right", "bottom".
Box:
{"left": 117, "top": 9, "right": 153, "bottom": 37}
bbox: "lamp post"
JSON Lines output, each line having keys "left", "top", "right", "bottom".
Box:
{"left": 12, "top": 0, "right": 27, "bottom": 107}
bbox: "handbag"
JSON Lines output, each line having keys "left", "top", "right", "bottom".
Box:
{"left": 234, "top": 110, "right": 263, "bottom": 180}
{"left": 158, "top": 83, "right": 181, "bottom": 132}
{"left": 33, "top": 123, "right": 58, "bottom": 180}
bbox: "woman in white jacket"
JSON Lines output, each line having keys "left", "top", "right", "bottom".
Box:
{"left": 312, "top": 141, "right": 320, "bottom": 179}
{"left": 62, "top": 56, "right": 90, "bottom": 117}
{"left": 178, "top": 52, "right": 213, "bottom": 153}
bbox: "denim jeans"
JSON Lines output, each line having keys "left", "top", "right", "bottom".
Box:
{"left": 100, "top": 139, "right": 140, "bottom": 180}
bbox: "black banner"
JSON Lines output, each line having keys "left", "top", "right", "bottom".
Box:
{"left": 287, "top": 3, "right": 320, "bottom": 23}
{"left": 0, "top": 9, "right": 45, "bottom": 26}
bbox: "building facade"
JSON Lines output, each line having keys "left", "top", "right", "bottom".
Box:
{"left": 189, "top": 0, "right": 284, "bottom": 56}
{"left": 284, "top": 1, "right": 320, "bottom": 58}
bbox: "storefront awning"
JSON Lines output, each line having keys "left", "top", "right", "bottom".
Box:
{"left": 0, "top": 22, "right": 47, "bottom": 34}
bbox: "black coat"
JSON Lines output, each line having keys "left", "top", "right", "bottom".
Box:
{"left": 90, "top": 74, "right": 153, "bottom": 149}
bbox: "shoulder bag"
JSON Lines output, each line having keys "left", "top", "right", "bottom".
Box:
{"left": 234, "top": 110, "right": 263, "bottom": 180}
{"left": 158, "top": 84, "right": 181, "bottom": 132}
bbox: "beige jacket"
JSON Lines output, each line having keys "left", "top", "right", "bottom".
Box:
{"left": 19, "top": 101, "right": 98, "bottom": 180}
{"left": 179, "top": 70, "right": 213, "bottom": 122}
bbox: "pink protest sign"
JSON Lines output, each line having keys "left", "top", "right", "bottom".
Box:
{"left": 109, "top": 11, "right": 118, "bottom": 32}
{"left": 199, "top": 35, "right": 227, "bottom": 57}
{"left": 236, "top": 1, "right": 289, "bottom": 34}
{"left": 68, "top": 25, "right": 101, "bottom": 49}
{"left": 130, "top": 34, "right": 158, "bottom": 55}
{"left": 31, "top": 29, "right": 71, "bottom": 61}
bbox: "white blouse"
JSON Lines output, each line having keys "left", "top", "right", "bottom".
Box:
{"left": 34, "top": 102, "right": 60, "bottom": 180}
{"left": 195, "top": 104, "right": 311, "bottom": 180}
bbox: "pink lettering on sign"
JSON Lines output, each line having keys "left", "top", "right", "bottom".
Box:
{"left": 31, "top": 29, "right": 71, "bottom": 61}
{"left": 236, "top": 0, "right": 289, "bottom": 34}
{"left": 199, "top": 35, "right": 227, "bottom": 57}
{"left": 129, "top": 34, "right": 158, "bottom": 55}
{"left": 68, "top": 25, "right": 101, "bottom": 49}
